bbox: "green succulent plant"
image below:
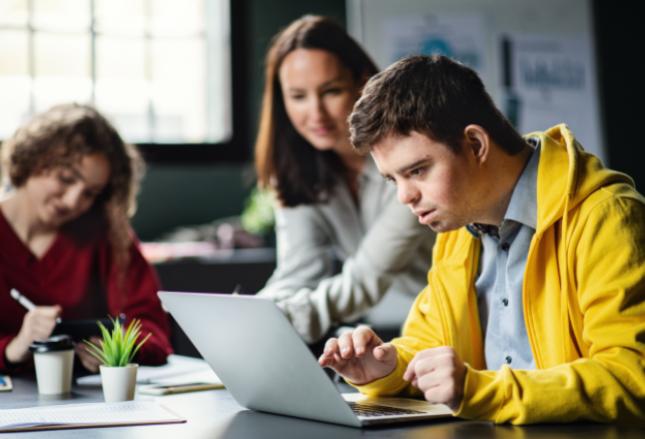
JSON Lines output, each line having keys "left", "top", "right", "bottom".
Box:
{"left": 241, "top": 187, "right": 275, "bottom": 236}
{"left": 83, "top": 317, "right": 151, "bottom": 367}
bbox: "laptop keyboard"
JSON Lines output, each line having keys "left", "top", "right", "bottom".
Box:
{"left": 348, "top": 401, "right": 426, "bottom": 417}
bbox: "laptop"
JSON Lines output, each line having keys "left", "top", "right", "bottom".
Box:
{"left": 158, "top": 291, "right": 453, "bottom": 427}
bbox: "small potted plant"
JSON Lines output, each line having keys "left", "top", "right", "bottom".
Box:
{"left": 84, "top": 317, "right": 150, "bottom": 402}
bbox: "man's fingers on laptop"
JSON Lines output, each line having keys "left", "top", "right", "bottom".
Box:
{"left": 318, "top": 355, "right": 329, "bottom": 366}
{"left": 352, "top": 325, "right": 380, "bottom": 356}
{"left": 373, "top": 343, "right": 396, "bottom": 363}
{"left": 319, "top": 338, "right": 352, "bottom": 369}
{"left": 323, "top": 337, "right": 339, "bottom": 353}
{"left": 319, "top": 353, "right": 350, "bottom": 373}
{"left": 403, "top": 347, "right": 431, "bottom": 381}
{"left": 403, "top": 356, "right": 416, "bottom": 382}
{"left": 338, "top": 331, "right": 356, "bottom": 359}
{"left": 319, "top": 338, "right": 340, "bottom": 366}
{"left": 335, "top": 355, "right": 353, "bottom": 372}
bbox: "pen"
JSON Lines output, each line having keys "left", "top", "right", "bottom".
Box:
{"left": 10, "top": 288, "right": 62, "bottom": 324}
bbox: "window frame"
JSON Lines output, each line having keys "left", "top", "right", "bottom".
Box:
{"left": 0, "top": 0, "right": 249, "bottom": 164}
{"left": 139, "top": 0, "right": 250, "bottom": 164}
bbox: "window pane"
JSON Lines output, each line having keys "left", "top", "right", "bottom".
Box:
{"left": 0, "top": 30, "right": 30, "bottom": 138}
{"left": 150, "top": 38, "right": 206, "bottom": 142}
{"left": 34, "top": 32, "right": 89, "bottom": 76}
{"left": 94, "top": 0, "right": 145, "bottom": 37}
{"left": 0, "top": 0, "right": 28, "bottom": 26}
{"left": 0, "top": 78, "right": 30, "bottom": 139}
{"left": 0, "top": 30, "right": 28, "bottom": 76}
{"left": 95, "top": 79, "right": 150, "bottom": 142}
{"left": 33, "top": 32, "right": 91, "bottom": 112}
{"left": 0, "top": 0, "right": 231, "bottom": 145}
{"left": 95, "top": 36, "right": 149, "bottom": 142}
{"left": 205, "top": 0, "right": 232, "bottom": 142}
{"left": 149, "top": 0, "right": 204, "bottom": 37}
{"left": 33, "top": 77, "right": 92, "bottom": 113}
{"left": 95, "top": 78, "right": 150, "bottom": 142}
{"left": 32, "top": 0, "right": 90, "bottom": 32}
{"left": 96, "top": 36, "right": 145, "bottom": 80}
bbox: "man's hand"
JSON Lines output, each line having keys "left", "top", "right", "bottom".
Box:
{"left": 318, "top": 325, "right": 397, "bottom": 385}
{"left": 403, "top": 346, "right": 466, "bottom": 410}
{"left": 76, "top": 336, "right": 102, "bottom": 373}
{"left": 5, "top": 305, "right": 62, "bottom": 364}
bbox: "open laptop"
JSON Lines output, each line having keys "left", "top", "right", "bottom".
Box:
{"left": 158, "top": 291, "right": 453, "bottom": 427}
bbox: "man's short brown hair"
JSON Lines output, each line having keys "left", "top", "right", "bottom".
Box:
{"left": 349, "top": 55, "right": 526, "bottom": 155}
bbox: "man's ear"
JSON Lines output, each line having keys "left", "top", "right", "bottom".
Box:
{"left": 463, "top": 125, "right": 490, "bottom": 165}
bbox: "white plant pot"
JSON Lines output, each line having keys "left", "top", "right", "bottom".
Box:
{"left": 99, "top": 364, "right": 138, "bottom": 402}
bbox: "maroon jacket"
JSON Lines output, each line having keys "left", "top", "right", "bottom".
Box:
{"left": 0, "top": 210, "right": 172, "bottom": 372}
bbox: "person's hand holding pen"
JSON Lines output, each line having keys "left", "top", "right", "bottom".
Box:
{"left": 5, "top": 289, "right": 62, "bottom": 364}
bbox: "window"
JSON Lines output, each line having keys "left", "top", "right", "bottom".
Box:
{"left": 0, "top": 0, "right": 232, "bottom": 146}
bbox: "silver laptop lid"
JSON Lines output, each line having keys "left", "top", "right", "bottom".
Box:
{"left": 158, "top": 291, "right": 360, "bottom": 427}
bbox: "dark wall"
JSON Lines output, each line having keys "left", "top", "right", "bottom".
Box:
{"left": 593, "top": 0, "right": 642, "bottom": 192}
{"left": 244, "top": 0, "right": 346, "bottom": 135}
{"left": 132, "top": 0, "right": 346, "bottom": 241}
{"left": 132, "top": 164, "right": 252, "bottom": 241}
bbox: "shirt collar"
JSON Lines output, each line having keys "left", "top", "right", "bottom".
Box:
{"left": 504, "top": 138, "right": 539, "bottom": 230}
{"left": 468, "top": 137, "right": 540, "bottom": 237}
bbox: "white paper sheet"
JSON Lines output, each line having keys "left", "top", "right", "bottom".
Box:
{"left": 0, "top": 400, "right": 185, "bottom": 432}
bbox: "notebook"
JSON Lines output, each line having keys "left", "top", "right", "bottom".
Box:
{"left": 0, "top": 400, "right": 185, "bottom": 433}
{"left": 77, "top": 354, "right": 222, "bottom": 387}
{"left": 52, "top": 317, "right": 115, "bottom": 341}
{"left": 158, "top": 291, "right": 453, "bottom": 427}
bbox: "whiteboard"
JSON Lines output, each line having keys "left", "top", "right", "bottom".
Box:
{"left": 347, "top": 0, "right": 604, "bottom": 161}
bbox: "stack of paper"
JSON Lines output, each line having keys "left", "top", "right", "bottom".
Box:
{"left": 0, "top": 400, "right": 185, "bottom": 433}
{"left": 77, "top": 355, "right": 221, "bottom": 387}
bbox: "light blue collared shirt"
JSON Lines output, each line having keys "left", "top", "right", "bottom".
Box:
{"left": 474, "top": 138, "right": 540, "bottom": 370}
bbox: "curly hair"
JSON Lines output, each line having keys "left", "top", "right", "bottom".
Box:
{"left": 0, "top": 103, "right": 144, "bottom": 273}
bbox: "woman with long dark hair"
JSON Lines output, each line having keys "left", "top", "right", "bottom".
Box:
{"left": 255, "top": 15, "right": 435, "bottom": 343}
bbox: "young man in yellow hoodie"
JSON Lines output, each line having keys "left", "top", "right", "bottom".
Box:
{"left": 319, "top": 55, "right": 645, "bottom": 425}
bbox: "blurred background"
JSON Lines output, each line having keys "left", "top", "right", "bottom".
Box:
{"left": 0, "top": 0, "right": 640, "bottom": 329}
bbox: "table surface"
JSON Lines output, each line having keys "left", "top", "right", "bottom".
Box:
{"left": 1, "top": 375, "right": 642, "bottom": 438}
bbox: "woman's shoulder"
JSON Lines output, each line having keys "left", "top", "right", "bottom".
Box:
{"left": 274, "top": 198, "right": 333, "bottom": 227}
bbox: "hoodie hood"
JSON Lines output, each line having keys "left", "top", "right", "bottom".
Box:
{"left": 527, "top": 124, "right": 635, "bottom": 233}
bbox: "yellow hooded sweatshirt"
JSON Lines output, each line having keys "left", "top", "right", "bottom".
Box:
{"left": 356, "top": 125, "right": 645, "bottom": 425}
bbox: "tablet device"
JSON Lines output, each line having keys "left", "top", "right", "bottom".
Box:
{"left": 51, "top": 318, "right": 115, "bottom": 341}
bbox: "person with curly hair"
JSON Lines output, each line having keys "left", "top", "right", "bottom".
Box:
{"left": 0, "top": 103, "right": 172, "bottom": 373}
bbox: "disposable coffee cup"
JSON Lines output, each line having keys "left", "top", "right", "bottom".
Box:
{"left": 29, "top": 335, "right": 74, "bottom": 395}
